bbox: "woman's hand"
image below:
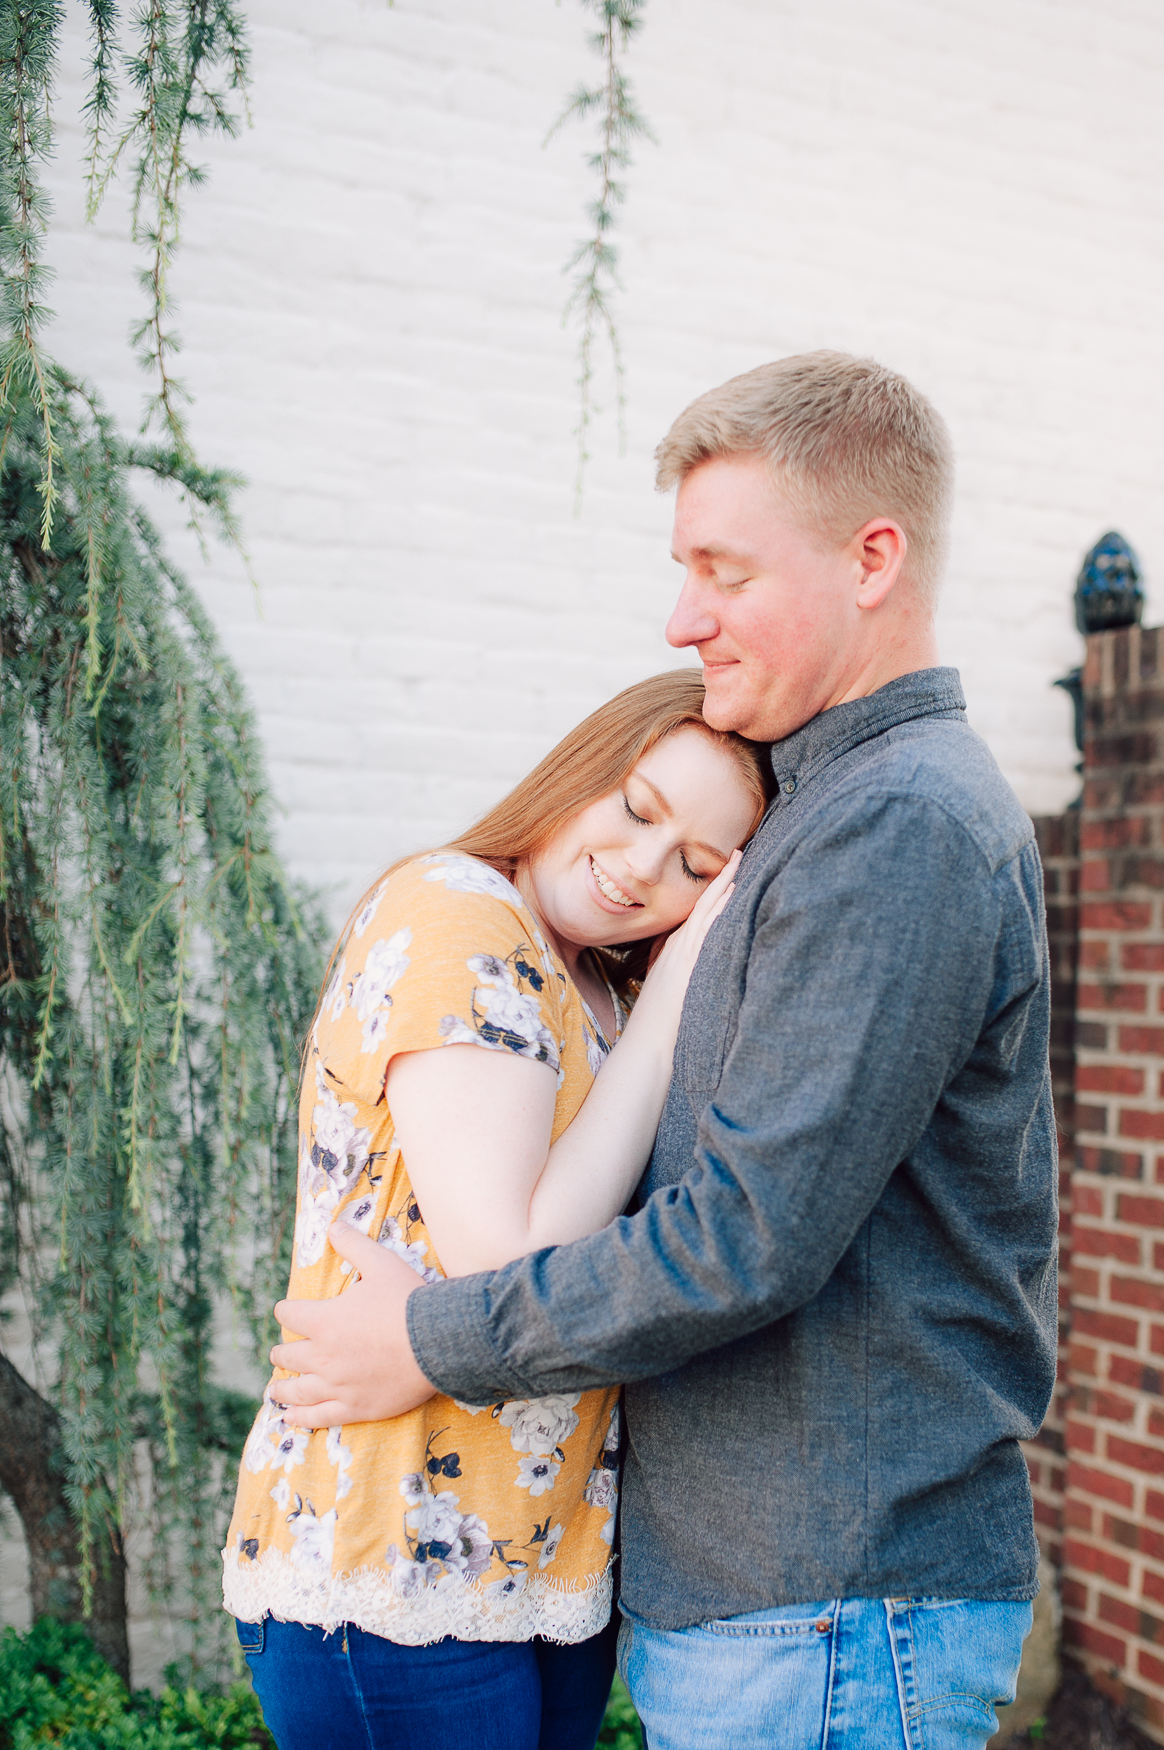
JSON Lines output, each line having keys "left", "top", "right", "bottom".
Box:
{"left": 273, "top": 1225, "right": 436, "bottom": 1427}
{"left": 632, "top": 849, "right": 741, "bottom": 1041}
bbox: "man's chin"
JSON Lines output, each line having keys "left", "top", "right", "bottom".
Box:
{"left": 701, "top": 675, "right": 808, "bottom": 743}
{"left": 701, "top": 676, "right": 758, "bottom": 737}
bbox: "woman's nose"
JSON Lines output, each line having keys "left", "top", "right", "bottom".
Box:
{"left": 624, "top": 840, "right": 669, "bottom": 887}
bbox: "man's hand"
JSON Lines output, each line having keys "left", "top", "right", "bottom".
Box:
{"left": 271, "top": 1224, "right": 437, "bottom": 1427}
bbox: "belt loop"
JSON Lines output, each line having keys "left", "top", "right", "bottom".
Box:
{"left": 820, "top": 1598, "right": 842, "bottom": 1743}
{"left": 235, "top": 1618, "right": 264, "bottom": 1655}
{"left": 884, "top": 1598, "right": 922, "bottom": 1749}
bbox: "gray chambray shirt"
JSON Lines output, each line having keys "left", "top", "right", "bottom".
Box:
{"left": 407, "top": 668, "right": 1059, "bottom": 1627}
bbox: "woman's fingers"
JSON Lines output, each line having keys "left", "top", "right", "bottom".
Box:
{"left": 266, "top": 1222, "right": 437, "bottom": 1426}
{"left": 685, "top": 882, "right": 735, "bottom": 952}
{"left": 679, "top": 848, "right": 742, "bottom": 944}
{"left": 701, "top": 847, "right": 742, "bottom": 909}
{"left": 271, "top": 1229, "right": 420, "bottom": 1360}
{"left": 282, "top": 1398, "right": 354, "bottom": 1431}
{"left": 270, "top": 1370, "right": 330, "bottom": 1406}
{"left": 326, "top": 1221, "right": 393, "bottom": 1273}
{"left": 644, "top": 849, "right": 743, "bottom": 986}
{"left": 706, "top": 846, "right": 743, "bottom": 897}
{"left": 703, "top": 880, "right": 736, "bottom": 927}
{"left": 271, "top": 1302, "right": 322, "bottom": 1343}
{"left": 682, "top": 848, "right": 741, "bottom": 931}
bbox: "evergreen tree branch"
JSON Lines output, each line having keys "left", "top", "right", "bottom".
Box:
{"left": 0, "top": 0, "right": 63, "bottom": 543}
{"left": 82, "top": 0, "right": 120, "bottom": 220}
{"left": 1, "top": 348, "right": 321, "bottom": 1678}
{"left": 546, "top": 0, "right": 652, "bottom": 500}
{"left": 80, "top": 0, "right": 253, "bottom": 576}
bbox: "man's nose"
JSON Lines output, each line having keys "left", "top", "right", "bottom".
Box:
{"left": 665, "top": 577, "right": 719, "bottom": 649}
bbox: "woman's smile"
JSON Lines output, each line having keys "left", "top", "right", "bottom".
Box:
{"left": 587, "top": 854, "right": 643, "bottom": 912}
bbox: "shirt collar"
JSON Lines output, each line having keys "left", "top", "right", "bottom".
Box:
{"left": 767, "top": 667, "right": 967, "bottom": 799}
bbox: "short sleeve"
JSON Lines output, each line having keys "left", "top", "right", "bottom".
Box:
{"left": 315, "top": 854, "right": 566, "bottom": 1107}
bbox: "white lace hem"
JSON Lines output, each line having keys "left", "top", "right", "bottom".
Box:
{"left": 221, "top": 1548, "right": 613, "bottom": 1647}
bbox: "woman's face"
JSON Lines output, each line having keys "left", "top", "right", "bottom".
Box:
{"left": 523, "top": 727, "right": 761, "bottom": 953}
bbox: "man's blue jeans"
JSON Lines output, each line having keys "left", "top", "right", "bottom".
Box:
{"left": 618, "top": 1596, "right": 1031, "bottom": 1749}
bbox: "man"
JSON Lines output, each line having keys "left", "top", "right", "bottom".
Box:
{"left": 274, "top": 353, "right": 1058, "bottom": 1748}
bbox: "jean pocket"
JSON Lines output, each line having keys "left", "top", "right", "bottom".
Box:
{"left": 887, "top": 1598, "right": 1031, "bottom": 1749}
{"left": 235, "top": 1617, "right": 265, "bottom": 1655}
{"left": 702, "top": 1601, "right": 835, "bottom": 1639}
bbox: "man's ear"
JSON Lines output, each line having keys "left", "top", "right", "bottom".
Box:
{"left": 854, "top": 519, "right": 907, "bottom": 610}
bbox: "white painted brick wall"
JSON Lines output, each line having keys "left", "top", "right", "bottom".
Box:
{"left": 4, "top": 0, "right": 1164, "bottom": 1678}
{"left": 32, "top": 0, "right": 1164, "bottom": 922}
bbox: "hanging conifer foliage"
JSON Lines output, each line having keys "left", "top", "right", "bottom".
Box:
{"left": 548, "top": 0, "right": 651, "bottom": 494}
{"left": 0, "top": 1, "right": 323, "bottom": 1681}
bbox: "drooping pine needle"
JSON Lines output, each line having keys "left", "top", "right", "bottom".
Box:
{"left": 546, "top": 1, "right": 653, "bottom": 501}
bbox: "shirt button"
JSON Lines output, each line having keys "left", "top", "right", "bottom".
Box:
{"left": 783, "top": 778, "right": 797, "bottom": 795}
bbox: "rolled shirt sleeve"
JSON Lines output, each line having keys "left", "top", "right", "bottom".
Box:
{"left": 406, "top": 791, "right": 1017, "bottom": 1403}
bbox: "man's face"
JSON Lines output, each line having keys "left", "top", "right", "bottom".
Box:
{"left": 666, "top": 453, "right": 869, "bottom": 743}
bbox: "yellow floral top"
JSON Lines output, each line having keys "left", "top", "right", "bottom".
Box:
{"left": 221, "top": 854, "right": 622, "bottom": 1646}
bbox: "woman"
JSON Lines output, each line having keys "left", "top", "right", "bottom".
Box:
{"left": 223, "top": 671, "right": 771, "bottom": 1750}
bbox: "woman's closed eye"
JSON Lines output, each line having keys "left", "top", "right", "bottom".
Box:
{"left": 622, "top": 793, "right": 710, "bottom": 883}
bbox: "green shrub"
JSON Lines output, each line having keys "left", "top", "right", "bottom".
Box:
{"left": 0, "top": 1621, "right": 272, "bottom": 1750}
{"left": 599, "top": 1673, "right": 645, "bottom": 1749}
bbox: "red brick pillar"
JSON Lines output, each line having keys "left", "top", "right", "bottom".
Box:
{"left": 1062, "top": 624, "right": 1164, "bottom": 1738}
{"left": 1023, "top": 812, "right": 1078, "bottom": 1566}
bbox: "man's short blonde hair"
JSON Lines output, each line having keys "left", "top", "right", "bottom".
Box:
{"left": 655, "top": 351, "right": 954, "bottom": 604}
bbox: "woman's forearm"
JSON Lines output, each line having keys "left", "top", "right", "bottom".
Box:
{"left": 522, "top": 997, "right": 678, "bottom": 1247}
{"left": 386, "top": 997, "right": 680, "bottom": 1278}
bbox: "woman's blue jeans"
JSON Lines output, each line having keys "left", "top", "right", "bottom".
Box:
{"left": 236, "top": 1615, "right": 617, "bottom": 1750}
{"left": 618, "top": 1595, "right": 1032, "bottom": 1749}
